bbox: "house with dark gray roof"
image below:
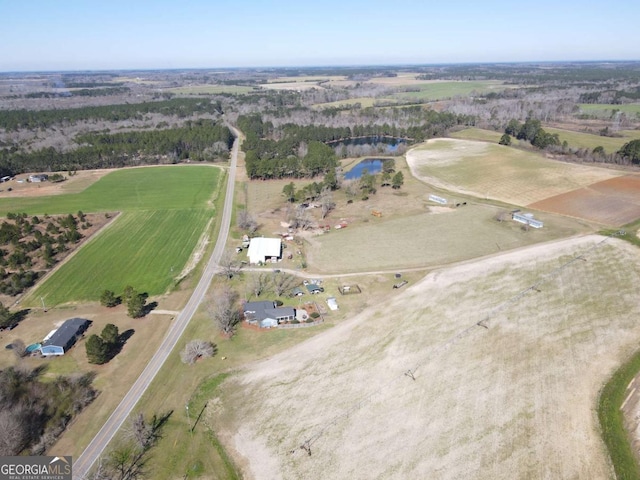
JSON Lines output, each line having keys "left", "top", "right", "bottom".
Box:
{"left": 243, "top": 301, "right": 295, "bottom": 328}
{"left": 41, "top": 318, "right": 91, "bottom": 356}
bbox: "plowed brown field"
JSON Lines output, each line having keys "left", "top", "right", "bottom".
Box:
{"left": 530, "top": 175, "right": 640, "bottom": 226}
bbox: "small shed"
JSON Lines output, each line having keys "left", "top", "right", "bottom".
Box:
{"left": 306, "top": 284, "right": 324, "bottom": 294}
{"left": 326, "top": 297, "right": 339, "bottom": 311}
{"left": 41, "top": 318, "right": 91, "bottom": 356}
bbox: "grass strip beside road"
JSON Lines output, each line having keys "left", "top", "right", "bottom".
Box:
{"left": 598, "top": 347, "right": 640, "bottom": 480}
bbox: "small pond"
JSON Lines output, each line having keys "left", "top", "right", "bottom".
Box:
{"left": 328, "top": 136, "right": 407, "bottom": 153}
{"left": 344, "top": 159, "right": 383, "bottom": 180}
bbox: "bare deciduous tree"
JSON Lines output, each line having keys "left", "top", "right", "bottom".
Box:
{"left": 180, "top": 340, "right": 216, "bottom": 365}
{"left": 319, "top": 187, "right": 336, "bottom": 219}
{"left": 217, "top": 249, "right": 242, "bottom": 279}
{"left": 208, "top": 287, "right": 240, "bottom": 336}
{"left": 237, "top": 209, "right": 258, "bottom": 234}
{"left": 248, "top": 272, "right": 269, "bottom": 298}
{"left": 287, "top": 205, "right": 314, "bottom": 230}
{"left": 271, "top": 272, "right": 300, "bottom": 297}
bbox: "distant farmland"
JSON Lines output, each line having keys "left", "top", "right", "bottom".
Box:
{"left": 392, "top": 80, "right": 507, "bottom": 101}
{"left": 0, "top": 166, "right": 222, "bottom": 306}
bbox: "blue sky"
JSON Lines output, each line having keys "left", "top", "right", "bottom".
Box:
{"left": 0, "top": 0, "right": 638, "bottom": 71}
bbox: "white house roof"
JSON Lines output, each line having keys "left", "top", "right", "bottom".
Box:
{"left": 247, "top": 237, "right": 281, "bottom": 263}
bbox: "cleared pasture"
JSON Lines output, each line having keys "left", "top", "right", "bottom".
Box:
{"left": 166, "top": 85, "right": 254, "bottom": 95}
{"left": 406, "top": 138, "right": 622, "bottom": 205}
{"left": 217, "top": 236, "right": 640, "bottom": 480}
{"left": 304, "top": 203, "right": 585, "bottom": 274}
{"left": 545, "top": 126, "right": 640, "bottom": 153}
{"left": 27, "top": 209, "right": 211, "bottom": 305}
{"left": 579, "top": 103, "right": 640, "bottom": 117}
{"left": 392, "top": 80, "right": 506, "bottom": 101}
{"left": 312, "top": 97, "right": 397, "bottom": 109}
{"left": 449, "top": 127, "right": 504, "bottom": 143}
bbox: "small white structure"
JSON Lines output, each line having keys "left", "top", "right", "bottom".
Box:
{"left": 247, "top": 237, "right": 282, "bottom": 264}
{"left": 29, "top": 174, "right": 49, "bottom": 183}
{"left": 327, "top": 297, "right": 339, "bottom": 311}
{"left": 512, "top": 212, "right": 544, "bottom": 228}
{"left": 428, "top": 194, "right": 447, "bottom": 205}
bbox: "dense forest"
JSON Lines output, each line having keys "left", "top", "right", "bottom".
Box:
{"left": 0, "top": 120, "right": 233, "bottom": 176}
{"left": 0, "top": 97, "right": 222, "bottom": 131}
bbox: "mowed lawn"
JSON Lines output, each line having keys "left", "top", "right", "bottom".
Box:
{"left": 406, "top": 139, "right": 622, "bottom": 205}
{"left": 0, "top": 166, "right": 221, "bottom": 306}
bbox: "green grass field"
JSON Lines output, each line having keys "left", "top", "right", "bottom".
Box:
{"left": 545, "top": 127, "right": 640, "bottom": 153}
{"left": 450, "top": 127, "right": 640, "bottom": 154}
{"left": 579, "top": 103, "right": 640, "bottom": 117}
{"left": 0, "top": 166, "right": 222, "bottom": 306}
{"left": 392, "top": 80, "right": 506, "bottom": 101}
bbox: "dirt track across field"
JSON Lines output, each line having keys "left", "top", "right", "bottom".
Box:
{"left": 216, "top": 235, "right": 640, "bottom": 480}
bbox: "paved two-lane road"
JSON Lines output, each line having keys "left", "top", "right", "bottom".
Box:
{"left": 73, "top": 126, "right": 240, "bottom": 479}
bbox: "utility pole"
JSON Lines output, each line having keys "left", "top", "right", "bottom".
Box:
{"left": 40, "top": 296, "right": 47, "bottom": 313}
{"left": 185, "top": 403, "right": 192, "bottom": 435}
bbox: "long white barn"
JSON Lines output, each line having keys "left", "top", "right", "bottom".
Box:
{"left": 247, "top": 237, "right": 282, "bottom": 264}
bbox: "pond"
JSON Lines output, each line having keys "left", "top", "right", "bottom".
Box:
{"left": 344, "top": 158, "right": 383, "bottom": 180}
{"left": 328, "top": 136, "right": 407, "bottom": 153}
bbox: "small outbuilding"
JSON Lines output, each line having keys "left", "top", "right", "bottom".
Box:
{"left": 512, "top": 212, "right": 543, "bottom": 228}
{"left": 247, "top": 237, "right": 282, "bottom": 264}
{"left": 29, "top": 174, "right": 49, "bottom": 183}
{"left": 326, "top": 297, "right": 339, "bottom": 311}
{"left": 40, "top": 318, "right": 91, "bottom": 356}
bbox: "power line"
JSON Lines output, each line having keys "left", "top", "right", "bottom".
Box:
{"left": 292, "top": 232, "right": 623, "bottom": 457}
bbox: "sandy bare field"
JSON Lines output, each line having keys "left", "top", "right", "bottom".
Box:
{"left": 406, "top": 139, "right": 622, "bottom": 206}
{"left": 0, "top": 169, "right": 113, "bottom": 198}
{"left": 215, "top": 235, "right": 640, "bottom": 480}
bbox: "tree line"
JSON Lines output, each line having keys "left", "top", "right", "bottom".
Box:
{"left": 0, "top": 120, "right": 233, "bottom": 176}
{"left": 0, "top": 97, "right": 223, "bottom": 131}
{"left": 500, "top": 117, "right": 640, "bottom": 166}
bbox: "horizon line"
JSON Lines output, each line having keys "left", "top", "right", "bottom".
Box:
{"left": 2, "top": 59, "right": 640, "bottom": 75}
